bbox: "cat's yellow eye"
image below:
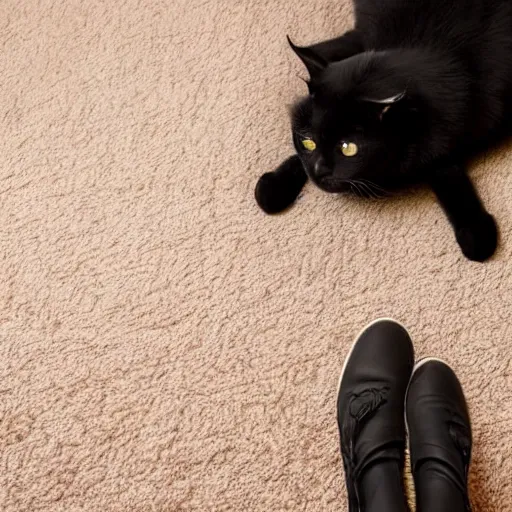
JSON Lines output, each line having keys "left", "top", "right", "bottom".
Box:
{"left": 301, "top": 138, "right": 316, "bottom": 151}
{"left": 341, "top": 142, "right": 358, "bottom": 157}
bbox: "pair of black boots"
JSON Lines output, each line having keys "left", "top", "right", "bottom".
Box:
{"left": 338, "top": 319, "right": 472, "bottom": 512}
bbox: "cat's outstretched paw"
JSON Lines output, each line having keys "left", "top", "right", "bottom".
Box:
{"left": 455, "top": 212, "right": 498, "bottom": 262}
{"left": 255, "top": 155, "right": 307, "bottom": 214}
{"left": 255, "top": 172, "right": 296, "bottom": 214}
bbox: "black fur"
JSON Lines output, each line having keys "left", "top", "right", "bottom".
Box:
{"left": 255, "top": 155, "right": 307, "bottom": 214}
{"left": 255, "top": 0, "right": 512, "bottom": 261}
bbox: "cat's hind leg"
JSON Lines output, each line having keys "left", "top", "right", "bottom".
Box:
{"left": 255, "top": 155, "right": 308, "bottom": 214}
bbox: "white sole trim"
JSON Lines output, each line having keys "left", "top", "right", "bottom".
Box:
{"left": 411, "top": 356, "right": 450, "bottom": 375}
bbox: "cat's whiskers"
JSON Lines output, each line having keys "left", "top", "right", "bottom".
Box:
{"left": 359, "top": 179, "right": 389, "bottom": 196}
{"left": 355, "top": 178, "right": 392, "bottom": 200}
{"left": 346, "top": 180, "right": 360, "bottom": 197}
{"left": 346, "top": 180, "right": 367, "bottom": 198}
{"left": 351, "top": 179, "right": 382, "bottom": 200}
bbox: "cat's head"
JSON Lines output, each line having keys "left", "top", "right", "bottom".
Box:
{"left": 289, "top": 39, "right": 424, "bottom": 195}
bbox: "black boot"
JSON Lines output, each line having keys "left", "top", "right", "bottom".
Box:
{"left": 337, "top": 319, "right": 414, "bottom": 512}
{"left": 406, "top": 358, "right": 472, "bottom": 512}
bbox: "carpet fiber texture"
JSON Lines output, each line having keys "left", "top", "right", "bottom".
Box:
{"left": 1, "top": 0, "right": 511, "bottom": 510}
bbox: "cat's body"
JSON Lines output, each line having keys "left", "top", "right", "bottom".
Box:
{"left": 355, "top": 0, "right": 512, "bottom": 146}
{"left": 255, "top": 0, "right": 512, "bottom": 261}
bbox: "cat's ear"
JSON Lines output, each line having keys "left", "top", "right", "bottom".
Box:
{"left": 360, "top": 90, "right": 408, "bottom": 120}
{"left": 361, "top": 91, "right": 406, "bottom": 105}
{"left": 287, "top": 36, "right": 327, "bottom": 79}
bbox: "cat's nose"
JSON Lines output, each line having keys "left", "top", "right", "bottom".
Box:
{"left": 314, "top": 160, "right": 332, "bottom": 178}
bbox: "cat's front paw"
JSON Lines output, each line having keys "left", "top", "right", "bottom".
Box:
{"left": 255, "top": 155, "right": 307, "bottom": 214}
{"left": 455, "top": 212, "right": 498, "bottom": 262}
{"left": 255, "top": 172, "right": 291, "bottom": 214}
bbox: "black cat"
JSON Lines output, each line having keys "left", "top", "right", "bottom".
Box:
{"left": 255, "top": 0, "right": 512, "bottom": 262}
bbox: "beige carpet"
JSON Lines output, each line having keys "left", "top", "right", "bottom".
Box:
{"left": 1, "top": 0, "right": 511, "bottom": 510}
